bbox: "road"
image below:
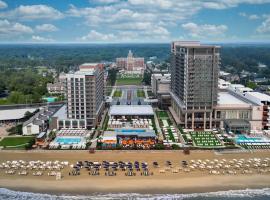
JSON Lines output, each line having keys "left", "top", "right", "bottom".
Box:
{"left": 111, "top": 85, "right": 149, "bottom": 106}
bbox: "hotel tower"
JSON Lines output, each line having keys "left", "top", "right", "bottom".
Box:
{"left": 170, "top": 41, "right": 220, "bottom": 130}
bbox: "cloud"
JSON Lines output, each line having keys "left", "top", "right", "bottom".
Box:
{"left": 182, "top": 22, "right": 228, "bottom": 38}
{"left": 36, "top": 24, "right": 58, "bottom": 32}
{"left": 78, "top": 26, "right": 170, "bottom": 42}
{"left": 79, "top": 30, "right": 116, "bottom": 41}
{"left": 128, "top": 0, "right": 173, "bottom": 9}
{"left": 0, "top": 0, "right": 7, "bottom": 9}
{"left": 239, "top": 12, "right": 247, "bottom": 17}
{"left": 239, "top": 12, "right": 260, "bottom": 20}
{"left": 32, "top": 35, "right": 54, "bottom": 42}
{"left": 249, "top": 14, "right": 260, "bottom": 20}
{"left": 203, "top": 0, "right": 270, "bottom": 9}
{"left": 256, "top": 16, "right": 270, "bottom": 33}
{"left": 92, "top": 0, "right": 121, "bottom": 3}
{"left": 0, "top": 19, "right": 33, "bottom": 36}
{"left": 1, "top": 5, "right": 63, "bottom": 20}
{"left": 67, "top": 0, "right": 268, "bottom": 36}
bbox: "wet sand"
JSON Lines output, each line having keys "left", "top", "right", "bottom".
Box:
{"left": 0, "top": 150, "right": 270, "bottom": 194}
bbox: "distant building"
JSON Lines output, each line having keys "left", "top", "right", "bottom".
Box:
{"left": 254, "top": 77, "right": 269, "bottom": 84}
{"left": 65, "top": 63, "right": 105, "bottom": 129}
{"left": 47, "top": 82, "right": 65, "bottom": 95}
{"left": 116, "top": 50, "right": 145, "bottom": 72}
{"left": 47, "top": 72, "right": 66, "bottom": 95}
{"left": 151, "top": 74, "right": 171, "bottom": 108}
{"left": 170, "top": 41, "right": 220, "bottom": 130}
{"left": 218, "top": 79, "right": 231, "bottom": 89}
{"left": 219, "top": 70, "right": 240, "bottom": 82}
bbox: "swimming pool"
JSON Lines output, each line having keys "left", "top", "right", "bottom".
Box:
{"left": 43, "top": 97, "right": 56, "bottom": 103}
{"left": 236, "top": 135, "right": 262, "bottom": 143}
{"left": 116, "top": 129, "right": 146, "bottom": 133}
{"left": 55, "top": 137, "right": 82, "bottom": 145}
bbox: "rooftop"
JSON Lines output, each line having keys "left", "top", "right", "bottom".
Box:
{"left": 0, "top": 108, "right": 37, "bottom": 121}
{"left": 172, "top": 41, "right": 220, "bottom": 48}
{"left": 52, "top": 105, "right": 67, "bottom": 120}
{"left": 229, "top": 84, "right": 245, "bottom": 89}
{"left": 109, "top": 105, "right": 154, "bottom": 116}
{"left": 218, "top": 92, "right": 251, "bottom": 107}
{"left": 246, "top": 92, "right": 270, "bottom": 101}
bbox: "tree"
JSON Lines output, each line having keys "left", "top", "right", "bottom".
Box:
{"left": 246, "top": 81, "right": 257, "bottom": 90}
{"left": 25, "top": 138, "right": 35, "bottom": 150}
{"left": 7, "top": 124, "right": 23, "bottom": 135}
{"left": 143, "top": 71, "right": 151, "bottom": 85}
{"left": 0, "top": 79, "right": 5, "bottom": 94}
{"left": 24, "top": 111, "right": 34, "bottom": 119}
{"left": 107, "top": 68, "right": 118, "bottom": 86}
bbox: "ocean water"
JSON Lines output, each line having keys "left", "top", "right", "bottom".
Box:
{"left": 0, "top": 188, "right": 270, "bottom": 200}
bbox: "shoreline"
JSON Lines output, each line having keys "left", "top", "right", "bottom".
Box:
{"left": 0, "top": 150, "right": 269, "bottom": 195}
{"left": 1, "top": 175, "right": 270, "bottom": 195}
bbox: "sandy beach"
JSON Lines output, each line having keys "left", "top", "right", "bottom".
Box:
{"left": 0, "top": 150, "right": 270, "bottom": 194}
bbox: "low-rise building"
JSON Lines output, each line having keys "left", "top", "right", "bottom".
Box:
{"left": 22, "top": 106, "right": 60, "bottom": 135}
{"left": 0, "top": 108, "right": 37, "bottom": 123}
{"left": 151, "top": 74, "right": 171, "bottom": 108}
{"left": 215, "top": 91, "right": 263, "bottom": 133}
{"left": 244, "top": 92, "right": 270, "bottom": 130}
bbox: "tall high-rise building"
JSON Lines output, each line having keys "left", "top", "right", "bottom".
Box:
{"left": 116, "top": 50, "right": 145, "bottom": 71}
{"left": 66, "top": 63, "right": 104, "bottom": 129}
{"left": 170, "top": 41, "right": 220, "bottom": 130}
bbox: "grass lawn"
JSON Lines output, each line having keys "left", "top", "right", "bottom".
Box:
{"left": 116, "top": 77, "right": 143, "bottom": 85}
{"left": 0, "top": 136, "right": 35, "bottom": 148}
{"left": 167, "top": 128, "right": 176, "bottom": 142}
{"left": 113, "top": 90, "right": 122, "bottom": 97}
{"left": 156, "top": 111, "right": 169, "bottom": 119}
{"left": 190, "top": 132, "right": 222, "bottom": 147}
{"left": 137, "top": 90, "right": 145, "bottom": 98}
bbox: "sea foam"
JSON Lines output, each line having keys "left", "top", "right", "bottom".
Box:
{"left": 0, "top": 187, "right": 270, "bottom": 200}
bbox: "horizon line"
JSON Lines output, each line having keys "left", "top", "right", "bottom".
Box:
{"left": 0, "top": 41, "right": 270, "bottom": 45}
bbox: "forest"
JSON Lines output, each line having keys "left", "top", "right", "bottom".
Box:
{"left": 0, "top": 43, "right": 270, "bottom": 104}
{"left": 0, "top": 43, "right": 269, "bottom": 75}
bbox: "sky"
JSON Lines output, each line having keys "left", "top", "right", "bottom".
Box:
{"left": 0, "top": 0, "right": 270, "bottom": 43}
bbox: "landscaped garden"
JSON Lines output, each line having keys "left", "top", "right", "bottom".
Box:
{"left": 156, "top": 111, "right": 178, "bottom": 143}
{"left": 137, "top": 90, "right": 145, "bottom": 98}
{"left": 113, "top": 90, "right": 122, "bottom": 97}
{"left": 116, "top": 77, "right": 143, "bottom": 85}
{"left": 0, "top": 136, "right": 35, "bottom": 149}
{"left": 190, "top": 132, "right": 222, "bottom": 147}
